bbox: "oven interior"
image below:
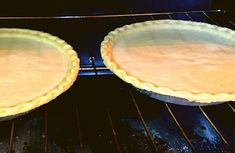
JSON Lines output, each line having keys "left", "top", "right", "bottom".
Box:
{"left": 0, "top": 0, "right": 234, "bottom": 153}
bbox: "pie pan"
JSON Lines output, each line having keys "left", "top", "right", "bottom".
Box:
{"left": 101, "top": 20, "right": 235, "bottom": 105}
{"left": 0, "top": 28, "right": 79, "bottom": 120}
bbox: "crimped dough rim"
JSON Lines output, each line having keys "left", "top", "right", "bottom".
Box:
{"left": 0, "top": 28, "right": 80, "bottom": 117}
{"left": 101, "top": 19, "right": 235, "bottom": 103}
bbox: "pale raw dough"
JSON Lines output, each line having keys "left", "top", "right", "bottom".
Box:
{"left": 0, "top": 37, "right": 68, "bottom": 106}
{"left": 113, "top": 27, "right": 235, "bottom": 94}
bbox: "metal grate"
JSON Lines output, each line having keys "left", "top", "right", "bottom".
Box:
{"left": 0, "top": 10, "right": 235, "bottom": 153}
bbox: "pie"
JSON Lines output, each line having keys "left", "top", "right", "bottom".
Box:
{"left": 0, "top": 28, "right": 79, "bottom": 118}
{"left": 101, "top": 20, "right": 235, "bottom": 105}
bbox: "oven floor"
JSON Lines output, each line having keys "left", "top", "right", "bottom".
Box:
{"left": 0, "top": 75, "right": 234, "bottom": 153}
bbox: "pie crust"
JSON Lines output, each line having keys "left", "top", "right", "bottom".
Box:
{"left": 101, "top": 20, "right": 235, "bottom": 104}
{"left": 0, "top": 28, "right": 79, "bottom": 118}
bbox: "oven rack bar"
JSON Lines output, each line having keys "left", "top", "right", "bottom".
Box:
{"left": 0, "top": 9, "right": 224, "bottom": 20}
{"left": 130, "top": 92, "right": 161, "bottom": 153}
{"left": 44, "top": 107, "right": 48, "bottom": 153}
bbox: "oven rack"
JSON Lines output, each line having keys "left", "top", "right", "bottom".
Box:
{"left": 0, "top": 10, "right": 234, "bottom": 153}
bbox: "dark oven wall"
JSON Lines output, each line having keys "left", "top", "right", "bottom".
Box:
{"left": 212, "top": 0, "right": 235, "bottom": 21}
{"left": 1, "top": 0, "right": 213, "bottom": 16}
